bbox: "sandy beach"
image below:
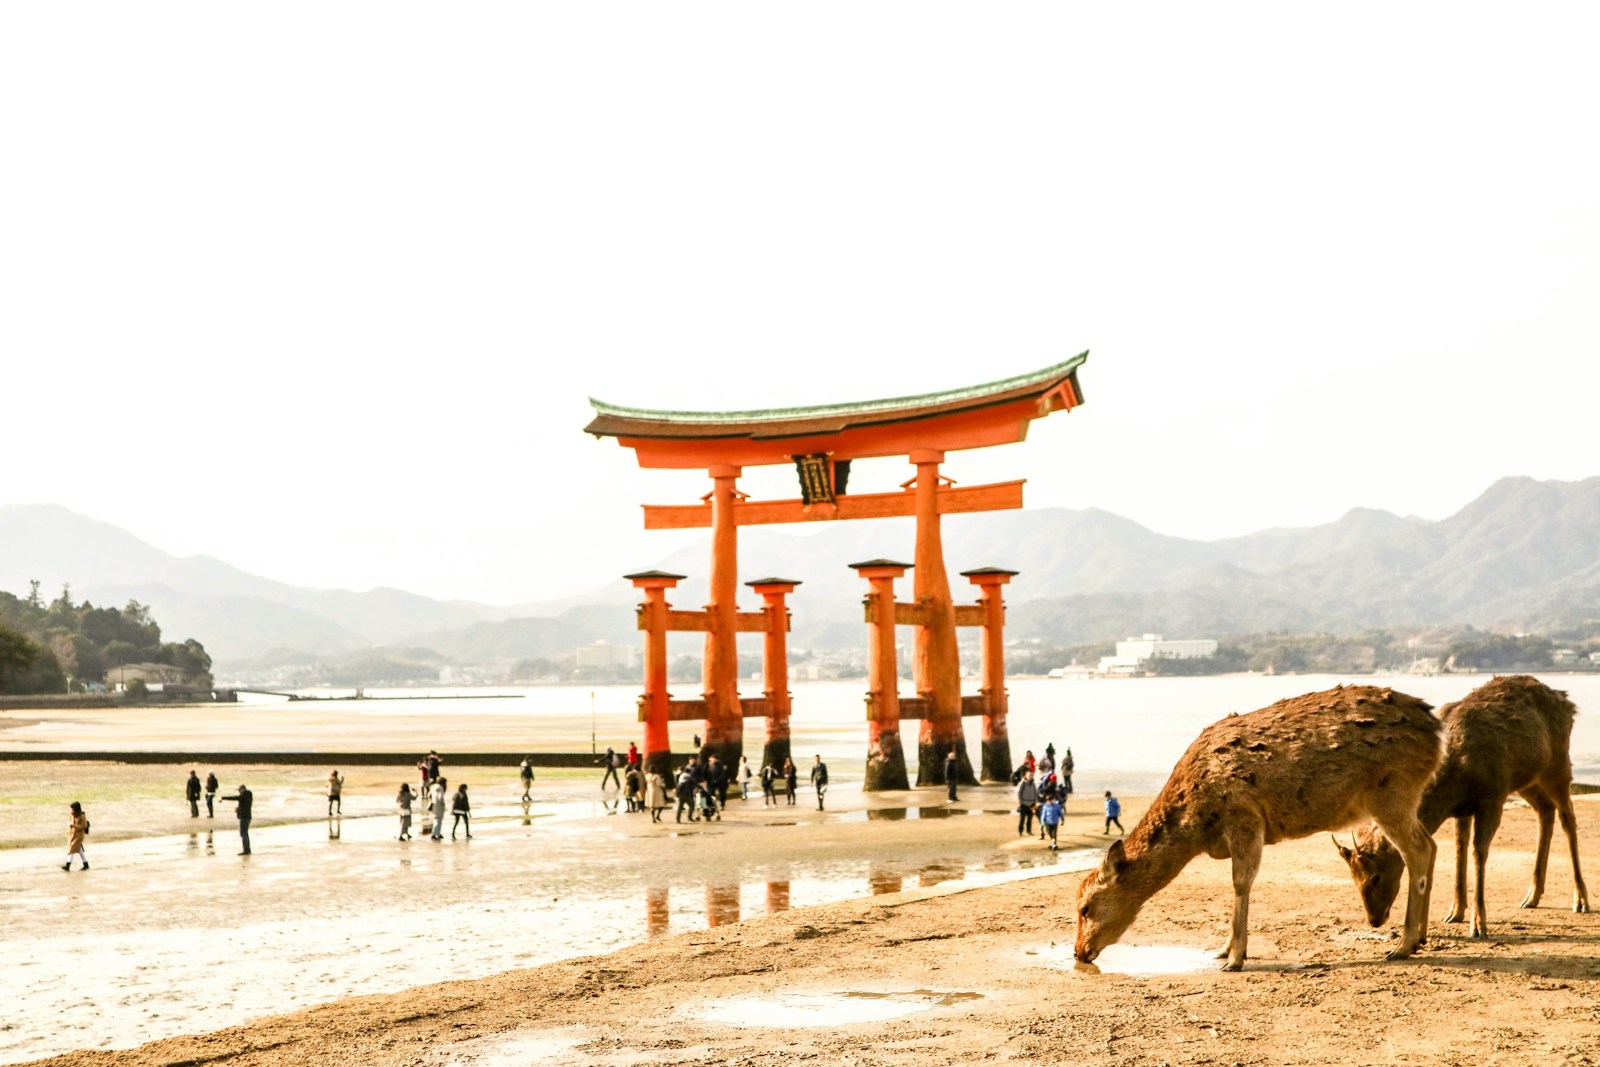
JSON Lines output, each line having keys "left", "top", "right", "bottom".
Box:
{"left": 16, "top": 787, "right": 1600, "bottom": 1066}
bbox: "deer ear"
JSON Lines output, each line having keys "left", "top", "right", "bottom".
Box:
{"left": 1332, "top": 834, "right": 1352, "bottom": 862}
{"left": 1101, "top": 839, "right": 1128, "bottom": 883}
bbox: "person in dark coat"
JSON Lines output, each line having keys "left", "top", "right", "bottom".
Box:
{"left": 707, "top": 756, "right": 728, "bottom": 808}
{"left": 945, "top": 750, "right": 960, "bottom": 802}
{"left": 674, "top": 769, "right": 698, "bottom": 823}
{"left": 186, "top": 771, "right": 202, "bottom": 818}
{"left": 782, "top": 757, "right": 798, "bottom": 806}
{"left": 221, "top": 784, "right": 253, "bottom": 855}
{"left": 450, "top": 783, "right": 472, "bottom": 839}
{"left": 809, "top": 755, "right": 829, "bottom": 810}
{"left": 204, "top": 771, "right": 218, "bottom": 818}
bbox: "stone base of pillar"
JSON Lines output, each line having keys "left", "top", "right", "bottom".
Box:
{"left": 761, "top": 736, "right": 792, "bottom": 779}
{"left": 699, "top": 722, "right": 744, "bottom": 780}
{"left": 917, "top": 732, "right": 979, "bottom": 787}
{"left": 644, "top": 749, "right": 674, "bottom": 779}
{"left": 980, "top": 732, "right": 1013, "bottom": 783}
{"left": 863, "top": 730, "right": 909, "bottom": 791}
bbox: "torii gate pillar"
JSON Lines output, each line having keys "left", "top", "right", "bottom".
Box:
{"left": 747, "top": 577, "right": 800, "bottom": 776}
{"left": 701, "top": 464, "right": 744, "bottom": 769}
{"left": 627, "top": 569, "right": 685, "bottom": 780}
{"left": 852, "top": 559, "right": 911, "bottom": 791}
{"left": 910, "top": 450, "right": 977, "bottom": 789}
{"left": 963, "top": 566, "right": 1018, "bottom": 783}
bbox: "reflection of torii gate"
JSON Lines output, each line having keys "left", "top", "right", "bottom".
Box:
{"left": 585, "top": 353, "right": 1088, "bottom": 790}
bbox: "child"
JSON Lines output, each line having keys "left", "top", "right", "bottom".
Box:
{"left": 1040, "top": 794, "right": 1063, "bottom": 850}
{"left": 1103, "top": 790, "right": 1124, "bottom": 836}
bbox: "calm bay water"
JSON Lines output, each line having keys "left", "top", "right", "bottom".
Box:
{"left": 257, "top": 672, "right": 1600, "bottom": 794}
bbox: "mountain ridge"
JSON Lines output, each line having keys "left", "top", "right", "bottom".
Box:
{"left": 5, "top": 475, "right": 1599, "bottom": 672}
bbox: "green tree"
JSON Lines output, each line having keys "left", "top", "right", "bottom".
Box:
{"left": 0, "top": 624, "right": 39, "bottom": 691}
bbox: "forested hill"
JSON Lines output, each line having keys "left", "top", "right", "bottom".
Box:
{"left": 0, "top": 585, "right": 212, "bottom": 695}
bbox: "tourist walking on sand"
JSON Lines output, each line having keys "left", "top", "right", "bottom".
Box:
{"left": 646, "top": 769, "right": 667, "bottom": 822}
{"left": 760, "top": 761, "right": 777, "bottom": 807}
{"left": 327, "top": 770, "right": 344, "bottom": 816}
{"left": 675, "top": 768, "right": 698, "bottom": 823}
{"left": 1040, "top": 792, "right": 1064, "bottom": 850}
{"left": 810, "top": 755, "right": 829, "bottom": 811}
{"left": 1017, "top": 770, "right": 1039, "bottom": 836}
{"left": 782, "top": 757, "right": 798, "bottom": 806}
{"left": 944, "top": 750, "right": 960, "bottom": 802}
{"left": 601, "top": 747, "right": 622, "bottom": 789}
{"left": 626, "top": 741, "right": 640, "bottom": 771}
{"left": 625, "top": 764, "right": 644, "bottom": 813}
{"left": 186, "top": 770, "right": 202, "bottom": 817}
{"left": 707, "top": 756, "right": 729, "bottom": 807}
{"left": 430, "top": 777, "right": 448, "bottom": 840}
{"left": 221, "top": 784, "right": 253, "bottom": 855}
{"left": 397, "top": 783, "right": 414, "bottom": 840}
{"left": 738, "top": 756, "right": 753, "bottom": 800}
{"left": 62, "top": 801, "right": 89, "bottom": 871}
{"left": 1062, "top": 747, "right": 1075, "bottom": 806}
{"left": 1103, "top": 790, "right": 1124, "bottom": 836}
{"left": 204, "top": 771, "right": 218, "bottom": 818}
{"left": 520, "top": 757, "right": 534, "bottom": 801}
{"left": 450, "top": 782, "right": 472, "bottom": 839}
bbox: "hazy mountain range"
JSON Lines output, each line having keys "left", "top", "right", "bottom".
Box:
{"left": 4, "top": 475, "right": 1599, "bottom": 676}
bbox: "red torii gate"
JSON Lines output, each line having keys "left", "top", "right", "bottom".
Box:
{"left": 586, "top": 353, "right": 1088, "bottom": 789}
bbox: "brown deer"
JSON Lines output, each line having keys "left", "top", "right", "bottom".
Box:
{"left": 1075, "top": 686, "right": 1443, "bottom": 971}
{"left": 1335, "top": 674, "right": 1589, "bottom": 938}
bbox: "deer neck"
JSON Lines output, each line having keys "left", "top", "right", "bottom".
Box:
{"left": 1120, "top": 819, "right": 1205, "bottom": 900}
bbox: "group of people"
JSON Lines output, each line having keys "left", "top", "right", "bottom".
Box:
{"left": 599, "top": 745, "right": 831, "bottom": 822}
{"left": 400, "top": 752, "right": 473, "bottom": 840}
{"left": 1012, "top": 743, "right": 1078, "bottom": 850}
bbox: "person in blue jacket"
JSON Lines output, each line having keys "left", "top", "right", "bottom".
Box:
{"left": 1103, "top": 790, "right": 1123, "bottom": 836}
{"left": 1040, "top": 794, "right": 1064, "bottom": 850}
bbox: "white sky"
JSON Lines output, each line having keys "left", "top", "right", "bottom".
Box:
{"left": 4, "top": 5, "right": 1598, "bottom": 605}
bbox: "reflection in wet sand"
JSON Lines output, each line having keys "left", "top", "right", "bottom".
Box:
{"left": 647, "top": 886, "right": 670, "bottom": 938}
{"left": 918, "top": 863, "right": 963, "bottom": 888}
{"left": 765, "top": 880, "right": 790, "bottom": 915}
{"left": 706, "top": 884, "right": 740, "bottom": 928}
{"left": 869, "top": 866, "right": 903, "bottom": 896}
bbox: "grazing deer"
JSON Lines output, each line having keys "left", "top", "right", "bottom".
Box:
{"left": 1336, "top": 674, "right": 1589, "bottom": 938}
{"left": 1075, "top": 686, "right": 1443, "bottom": 971}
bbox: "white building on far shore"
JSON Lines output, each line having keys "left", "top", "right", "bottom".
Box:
{"left": 1096, "top": 634, "right": 1218, "bottom": 675}
{"left": 576, "top": 640, "right": 635, "bottom": 669}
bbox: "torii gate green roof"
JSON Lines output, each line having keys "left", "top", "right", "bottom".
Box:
{"left": 585, "top": 352, "right": 1088, "bottom": 438}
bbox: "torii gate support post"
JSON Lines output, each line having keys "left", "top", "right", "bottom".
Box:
{"left": 702, "top": 464, "right": 744, "bottom": 769}
{"left": 627, "top": 570, "right": 684, "bottom": 780}
{"left": 910, "top": 450, "right": 975, "bottom": 787}
{"left": 747, "top": 578, "right": 800, "bottom": 777}
{"left": 963, "top": 567, "right": 1018, "bottom": 782}
{"left": 853, "top": 559, "right": 911, "bottom": 790}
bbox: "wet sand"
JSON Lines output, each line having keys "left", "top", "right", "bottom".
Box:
{"left": 16, "top": 792, "right": 1600, "bottom": 1066}
{"left": 1, "top": 762, "right": 1103, "bottom": 1065}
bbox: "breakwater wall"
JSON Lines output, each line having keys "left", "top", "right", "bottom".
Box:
{"left": 0, "top": 751, "right": 609, "bottom": 767}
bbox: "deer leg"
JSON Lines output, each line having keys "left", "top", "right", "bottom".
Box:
{"left": 1444, "top": 816, "right": 1469, "bottom": 924}
{"left": 1520, "top": 793, "right": 1556, "bottom": 909}
{"left": 1221, "top": 829, "right": 1263, "bottom": 972}
{"left": 1374, "top": 810, "right": 1435, "bottom": 960}
{"left": 1469, "top": 802, "right": 1504, "bottom": 938}
{"left": 1555, "top": 793, "right": 1589, "bottom": 914}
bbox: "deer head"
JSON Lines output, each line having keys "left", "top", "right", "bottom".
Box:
{"left": 1075, "top": 840, "right": 1143, "bottom": 962}
{"left": 1333, "top": 826, "right": 1404, "bottom": 927}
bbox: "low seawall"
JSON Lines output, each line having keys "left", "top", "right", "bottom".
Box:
{"left": 0, "top": 751, "right": 608, "bottom": 767}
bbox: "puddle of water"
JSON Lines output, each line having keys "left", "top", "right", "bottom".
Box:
{"left": 1048, "top": 942, "right": 1217, "bottom": 976}
{"left": 695, "top": 989, "right": 983, "bottom": 1028}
